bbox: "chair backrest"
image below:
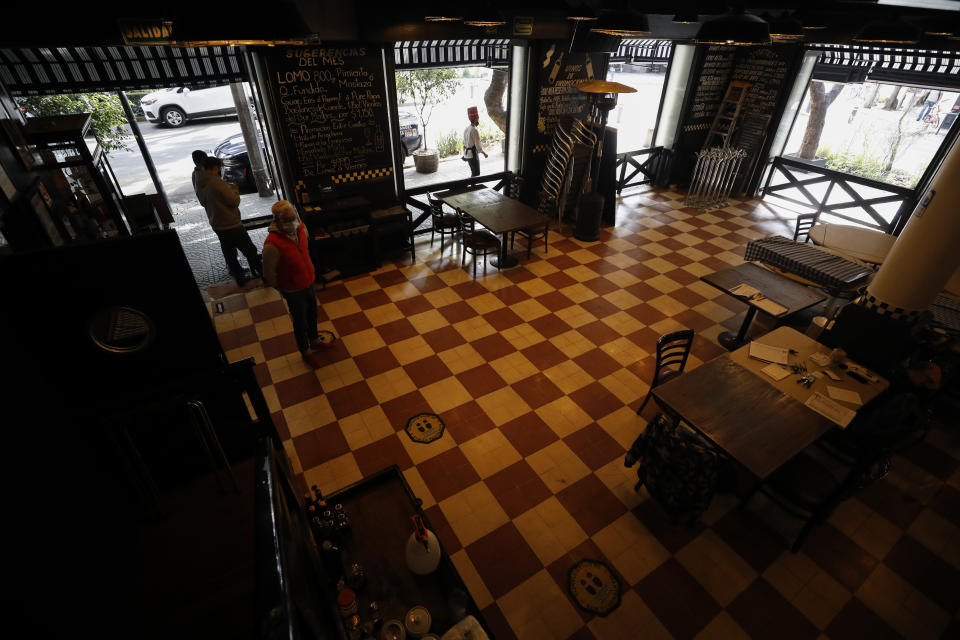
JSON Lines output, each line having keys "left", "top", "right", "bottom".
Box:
{"left": 655, "top": 330, "right": 694, "bottom": 378}
{"left": 508, "top": 176, "right": 525, "bottom": 200}
{"left": 793, "top": 213, "right": 819, "bottom": 243}
{"left": 427, "top": 197, "right": 444, "bottom": 219}
{"left": 455, "top": 207, "right": 474, "bottom": 232}
{"left": 536, "top": 191, "right": 557, "bottom": 217}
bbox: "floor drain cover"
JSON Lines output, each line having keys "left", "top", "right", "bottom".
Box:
{"left": 405, "top": 413, "right": 445, "bottom": 444}
{"left": 568, "top": 559, "right": 620, "bottom": 617}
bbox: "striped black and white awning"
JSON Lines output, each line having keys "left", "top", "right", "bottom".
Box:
{"left": 810, "top": 44, "right": 960, "bottom": 88}
{"left": 613, "top": 39, "right": 672, "bottom": 63}
{"left": 0, "top": 45, "right": 247, "bottom": 96}
{"left": 394, "top": 40, "right": 511, "bottom": 69}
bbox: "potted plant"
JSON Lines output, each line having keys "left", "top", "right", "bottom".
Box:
{"left": 395, "top": 69, "right": 461, "bottom": 173}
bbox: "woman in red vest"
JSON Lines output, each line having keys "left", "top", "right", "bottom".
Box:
{"left": 262, "top": 200, "right": 325, "bottom": 366}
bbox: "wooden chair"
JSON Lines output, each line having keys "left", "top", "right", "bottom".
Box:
{"left": 507, "top": 175, "right": 525, "bottom": 201}
{"left": 793, "top": 213, "right": 819, "bottom": 243}
{"left": 456, "top": 208, "right": 500, "bottom": 278}
{"left": 509, "top": 192, "right": 553, "bottom": 259}
{"left": 636, "top": 329, "right": 695, "bottom": 416}
{"left": 428, "top": 196, "right": 460, "bottom": 250}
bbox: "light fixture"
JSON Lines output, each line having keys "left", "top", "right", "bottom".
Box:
{"left": 853, "top": 16, "right": 920, "bottom": 44}
{"left": 794, "top": 8, "right": 828, "bottom": 30}
{"left": 425, "top": 15, "right": 462, "bottom": 22}
{"left": 591, "top": 10, "right": 650, "bottom": 37}
{"left": 424, "top": 1, "right": 461, "bottom": 21}
{"left": 568, "top": 3, "right": 598, "bottom": 21}
{"left": 769, "top": 12, "right": 804, "bottom": 42}
{"left": 695, "top": 8, "right": 770, "bottom": 46}
{"left": 672, "top": 12, "right": 699, "bottom": 25}
{"left": 463, "top": 8, "right": 506, "bottom": 27}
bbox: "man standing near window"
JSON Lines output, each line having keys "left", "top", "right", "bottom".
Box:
{"left": 462, "top": 106, "right": 488, "bottom": 177}
{"left": 918, "top": 90, "right": 942, "bottom": 121}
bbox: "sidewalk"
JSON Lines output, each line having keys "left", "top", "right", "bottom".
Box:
{"left": 403, "top": 148, "right": 506, "bottom": 191}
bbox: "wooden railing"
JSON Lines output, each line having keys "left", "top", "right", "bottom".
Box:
{"left": 615, "top": 146, "right": 664, "bottom": 194}
{"left": 404, "top": 171, "right": 514, "bottom": 232}
{"left": 762, "top": 156, "right": 914, "bottom": 234}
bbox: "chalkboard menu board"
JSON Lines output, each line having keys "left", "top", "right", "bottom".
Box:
{"left": 671, "top": 43, "right": 800, "bottom": 195}
{"left": 530, "top": 42, "right": 606, "bottom": 155}
{"left": 262, "top": 46, "right": 395, "bottom": 205}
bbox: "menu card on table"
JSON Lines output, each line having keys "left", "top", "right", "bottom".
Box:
{"left": 749, "top": 342, "right": 790, "bottom": 365}
{"left": 729, "top": 284, "right": 787, "bottom": 316}
{"left": 805, "top": 392, "right": 857, "bottom": 428}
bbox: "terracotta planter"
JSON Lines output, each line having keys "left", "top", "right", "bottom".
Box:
{"left": 413, "top": 149, "right": 439, "bottom": 174}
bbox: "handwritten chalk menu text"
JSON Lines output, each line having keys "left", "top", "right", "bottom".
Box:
{"left": 531, "top": 43, "right": 606, "bottom": 152}
{"left": 264, "top": 46, "right": 392, "bottom": 198}
{"left": 687, "top": 46, "right": 735, "bottom": 130}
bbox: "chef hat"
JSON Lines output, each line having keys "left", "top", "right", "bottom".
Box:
{"left": 467, "top": 106, "right": 479, "bottom": 121}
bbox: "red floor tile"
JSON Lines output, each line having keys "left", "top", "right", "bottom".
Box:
{"left": 249, "top": 299, "right": 287, "bottom": 323}
{"left": 293, "top": 423, "right": 350, "bottom": 469}
{"left": 325, "top": 381, "right": 379, "bottom": 420}
{"left": 271, "top": 411, "right": 290, "bottom": 440}
{"left": 331, "top": 311, "right": 374, "bottom": 337}
{"left": 726, "top": 578, "right": 820, "bottom": 640}
{"left": 499, "top": 412, "right": 560, "bottom": 457}
{"left": 857, "top": 478, "right": 924, "bottom": 529}
{"left": 436, "top": 300, "right": 478, "bottom": 324}
{"left": 441, "top": 400, "right": 498, "bottom": 444}
{"left": 471, "top": 333, "right": 517, "bottom": 361}
{"left": 824, "top": 597, "right": 901, "bottom": 640}
{"left": 635, "top": 558, "right": 722, "bottom": 639}
{"left": 353, "top": 433, "right": 413, "bottom": 477}
{"left": 884, "top": 535, "right": 960, "bottom": 612}
{"left": 424, "top": 504, "right": 462, "bottom": 555}
{"left": 564, "top": 423, "right": 626, "bottom": 471}
{"left": 260, "top": 332, "right": 299, "bottom": 360}
{"left": 483, "top": 307, "right": 525, "bottom": 332}
{"left": 379, "top": 390, "right": 431, "bottom": 431}
{"left": 466, "top": 523, "right": 544, "bottom": 599}
{"left": 675, "top": 308, "right": 716, "bottom": 332}
{"left": 568, "top": 382, "right": 623, "bottom": 421}
{"left": 556, "top": 474, "right": 627, "bottom": 536}
{"left": 802, "top": 523, "right": 878, "bottom": 592}
{"left": 353, "top": 346, "right": 401, "bottom": 378}
{"left": 521, "top": 341, "right": 568, "bottom": 371}
{"left": 492, "top": 285, "right": 532, "bottom": 305}
{"left": 542, "top": 270, "right": 578, "bottom": 289}
{"left": 573, "top": 348, "right": 622, "bottom": 380}
{"left": 376, "top": 317, "right": 419, "bottom": 345}
{"left": 395, "top": 295, "right": 434, "bottom": 317}
{"left": 404, "top": 355, "right": 454, "bottom": 388}
{"left": 371, "top": 270, "right": 408, "bottom": 289}
{"left": 275, "top": 371, "right": 327, "bottom": 408}
{"left": 631, "top": 500, "right": 705, "bottom": 554}
{"left": 410, "top": 274, "right": 447, "bottom": 294}
{"left": 479, "top": 603, "right": 517, "bottom": 640}
{"left": 535, "top": 290, "right": 577, "bottom": 312}
{"left": 930, "top": 484, "right": 960, "bottom": 527}
{"left": 711, "top": 508, "right": 785, "bottom": 573}
{"left": 545, "top": 538, "right": 620, "bottom": 624}
{"left": 529, "top": 313, "right": 574, "bottom": 339}
{"left": 450, "top": 280, "right": 489, "bottom": 299}
{"left": 584, "top": 257, "right": 622, "bottom": 276}
{"left": 218, "top": 324, "right": 259, "bottom": 351}
{"left": 456, "top": 364, "right": 508, "bottom": 398}
{"left": 578, "top": 320, "right": 623, "bottom": 347}
{"left": 417, "top": 448, "right": 482, "bottom": 502}
{"left": 354, "top": 289, "right": 391, "bottom": 310}
{"left": 580, "top": 296, "right": 621, "bottom": 319}
{"left": 484, "top": 460, "right": 552, "bottom": 518}
{"left": 315, "top": 283, "right": 351, "bottom": 303}
{"left": 899, "top": 440, "right": 959, "bottom": 480}
{"left": 511, "top": 373, "right": 564, "bottom": 409}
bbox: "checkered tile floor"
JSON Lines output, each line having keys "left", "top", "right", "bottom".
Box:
{"left": 210, "top": 187, "right": 960, "bottom": 640}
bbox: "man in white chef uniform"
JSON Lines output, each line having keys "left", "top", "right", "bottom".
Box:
{"left": 462, "top": 106, "right": 488, "bottom": 177}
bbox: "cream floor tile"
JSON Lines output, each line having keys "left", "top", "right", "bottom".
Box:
{"left": 601, "top": 336, "right": 649, "bottom": 366}
{"left": 340, "top": 327, "right": 386, "bottom": 356}
{"left": 568, "top": 248, "right": 601, "bottom": 264}
{"left": 791, "top": 570, "right": 851, "bottom": 630}
{"left": 502, "top": 322, "right": 546, "bottom": 350}
{"left": 642, "top": 256, "right": 677, "bottom": 274}
{"left": 226, "top": 342, "right": 264, "bottom": 364}
{"left": 510, "top": 298, "right": 551, "bottom": 322}
{"left": 694, "top": 611, "right": 751, "bottom": 640}
{"left": 343, "top": 275, "right": 381, "bottom": 296}
{"left": 908, "top": 509, "right": 960, "bottom": 567}
{"left": 465, "top": 292, "right": 506, "bottom": 314}
{"left": 402, "top": 467, "right": 435, "bottom": 509}
{"left": 499, "top": 570, "right": 583, "bottom": 640}
{"left": 283, "top": 395, "right": 336, "bottom": 438}
{"left": 420, "top": 377, "right": 473, "bottom": 414}
{"left": 245, "top": 286, "right": 281, "bottom": 305}
{"left": 597, "top": 406, "right": 645, "bottom": 450}
{"left": 526, "top": 440, "right": 592, "bottom": 494}
{"left": 647, "top": 274, "right": 683, "bottom": 295}
{"left": 437, "top": 342, "right": 487, "bottom": 374}
{"left": 476, "top": 386, "right": 532, "bottom": 426}
{"left": 560, "top": 283, "right": 599, "bottom": 304}
{"left": 317, "top": 358, "right": 364, "bottom": 393}
{"left": 648, "top": 293, "right": 688, "bottom": 316}
{"left": 423, "top": 286, "right": 463, "bottom": 309}
{"left": 601, "top": 310, "right": 644, "bottom": 337}
{"left": 282, "top": 439, "right": 303, "bottom": 475}
{"left": 408, "top": 308, "right": 449, "bottom": 333}
{"left": 439, "top": 481, "right": 510, "bottom": 547}
{"left": 459, "top": 428, "right": 522, "bottom": 478}
{"left": 676, "top": 529, "right": 758, "bottom": 606}
{"left": 303, "top": 452, "right": 362, "bottom": 497}
{"left": 605, "top": 253, "right": 640, "bottom": 270}
{"left": 693, "top": 299, "right": 738, "bottom": 324}
{"left": 856, "top": 564, "right": 951, "bottom": 640}
{"left": 678, "top": 246, "right": 712, "bottom": 263}
{"left": 524, "top": 259, "right": 560, "bottom": 277}
{"left": 849, "top": 511, "right": 903, "bottom": 560}
{"left": 514, "top": 496, "right": 589, "bottom": 565}
{"left": 552, "top": 329, "right": 595, "bottom": 359}
{"left": 682, "top": 262, "right": 717, "bottom": 278}
{"left": 565, "top": 264, "right": 603, "bottom": 282}
{"left": 588, "top": 590, "right": 673, "bottom": 640}
{"left": 397, "top": 429, "right": 456, "bottom": 465}
{"left": 451, "top": 315, "right": 497, "bottom": 342}
{"left": 516, "top": 276, "right": 555, "bottom": 298}
{"left": 338, "top": 406, "right": 393, "bottom": 450}
{"left": 450, "top": 550, "right": 494, "bottom": 610}
{"left": 323, "top": 297, "right": 362, "bottom": 319}
{"left": 604, "top": 268, "right": 642, "bottom": 288}
{"left": 262, "top": 385, "right": 281, "bottom": 414}
{"left": 593, "top": 512, "right": 671, "bottom": 585}
{"left": 596, "top": 457, "right": 645, "bottom": 509}
{"left": 436, "top": 266, "right": 474, "bottom": 287}
{"left": 488, "top": 351, "right": 539, "bottom": 384}
{"left": 536, "top": 396, "right": 594, "bottom": 438}
{"left": 600, "top": 368, "right": 645, "bottom": 406}
{"left": 382, "top": 280, "right": 421, "bottom": 302}
{"left": 637, "top": 228, "right": 668, "bottom": 243}
{"left": 365, "top": 367, "right": 417, "bottom": 405}
{"left": 388, "top": 335, "right": 434, "bottom": 365}
{"left": 554, "top": 305, "right": 595, "bottom": 329}
{"left": 543, "top": 360, "right": 594, "bottom": 395}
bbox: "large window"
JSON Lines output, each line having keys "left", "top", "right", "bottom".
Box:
{"left": 396, "top": 66, "right": 509, "bottom": 190}
{"left": 782, "top": 80, "right": 957, "bottom": 189}
{"left": 605, "top": 61, "right": 668, "bottom": 152}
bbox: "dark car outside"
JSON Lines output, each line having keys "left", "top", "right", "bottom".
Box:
{"left": 398, "top": 110, "right": 421, "bottom": 158}
{"left": 213, "top": 133, "right": 272, "bottom": 194}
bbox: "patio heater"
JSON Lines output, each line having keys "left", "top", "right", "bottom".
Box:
{"left": 574, "top": 80, "right": 636, "bottom": 241}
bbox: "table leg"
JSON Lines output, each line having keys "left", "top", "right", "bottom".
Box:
{"left": 718, "top": 307, "right": 757, "bottom": 351}
{"left": 490, "top": 232, "right": 519, "bottom": 269}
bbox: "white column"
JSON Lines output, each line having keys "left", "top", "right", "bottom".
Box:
{"left": 865, "top": 143, "right": 960, "bottom": 317}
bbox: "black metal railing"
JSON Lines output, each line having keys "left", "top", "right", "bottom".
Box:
{"left": 762, "top": 156, "right": 914, "bottom": 234}
{"left": 404, "top": 171, "right": 514, "bottom": 233}
{"left": 615, "top": 146, "right": 664, "bottom": 194}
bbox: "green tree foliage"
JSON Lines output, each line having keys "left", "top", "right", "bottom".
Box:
{"left": 16, "top": 93, "right": 131, "bottom": 152}
{"left": 395, "top": 69, "right": 460, "bottom": 150}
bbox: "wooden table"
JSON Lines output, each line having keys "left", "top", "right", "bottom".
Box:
{"left": 702, "top": 262, "right": 826, "bottom": 350}
{"left": 652, "top": 327, "right": 888, "bottom": 479}
{"left": 438, "top": 188, "right": 546, "bottom": 269}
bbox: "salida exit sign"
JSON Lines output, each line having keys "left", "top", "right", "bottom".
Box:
{"left": 119, "top": 19, "right": 174, "bottom": 45}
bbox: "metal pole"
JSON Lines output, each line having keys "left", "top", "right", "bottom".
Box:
{"left": 230, "top": 82, "right": 273, "bottom": 197}
{"left": 117, "top": 91, "right": 170, "bottom": 210}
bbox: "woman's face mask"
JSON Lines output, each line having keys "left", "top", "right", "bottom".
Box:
{"left": 280, "top": 220, "right": 298, "bottom": 234}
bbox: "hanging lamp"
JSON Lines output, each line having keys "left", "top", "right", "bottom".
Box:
{"left": 695, "top": 7, "right": 770, "bottom": 46}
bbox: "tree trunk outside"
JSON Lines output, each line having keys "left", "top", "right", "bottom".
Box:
{"left": 884, "top": 104, "right": 914, "bottom": 173}
{"left": 798, "top": 81, "right": 843, "bottom": 160}
{"left": 883, "top": 86, "right": 902, "bottom": 111}
{"left": 230, "top": 83, "right": 273, "bottom": 197}
{"left": 862, "top": 83, "right": 880, "bottom": 109}
{"left": 484, "top": 69, "right": 508, "bottom": 134}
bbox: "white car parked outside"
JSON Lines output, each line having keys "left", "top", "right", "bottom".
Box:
{"left": 140, "top": 85, "right": 236, "bottom": 128}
